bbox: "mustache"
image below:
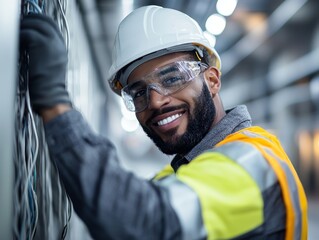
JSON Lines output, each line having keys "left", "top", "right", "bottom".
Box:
{"left": 146, "top": 104, "right": 188, "bottom": 125}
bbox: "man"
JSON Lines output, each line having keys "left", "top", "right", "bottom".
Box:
{"left": 20, "top": 5, "right": 307, "bottom": 240}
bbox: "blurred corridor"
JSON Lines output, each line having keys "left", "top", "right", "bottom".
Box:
{"left": 308, "top": 195, "right": 319, "bottom": 239}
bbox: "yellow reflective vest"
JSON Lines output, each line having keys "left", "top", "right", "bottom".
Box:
{"left": 153, "top": 126, "right": 307, "bottom": 240}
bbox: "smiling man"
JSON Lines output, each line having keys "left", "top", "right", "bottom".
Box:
{"left": 20, "top": 5, "right": 307, "bottom": 240}
{"left": 130, "top": 53, "right": 223, "bottom": 155}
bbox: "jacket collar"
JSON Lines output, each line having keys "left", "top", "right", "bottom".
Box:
{"left": 171, "top": 105, "right": 252, "bottom": 172}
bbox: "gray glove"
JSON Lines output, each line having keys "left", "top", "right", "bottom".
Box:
{"left": 20, "top": 14, "right": 71, "bottom": 111}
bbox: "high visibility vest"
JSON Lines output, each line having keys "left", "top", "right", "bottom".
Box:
{"left": 153, "top": 126, "right": 307, "bottom": 240}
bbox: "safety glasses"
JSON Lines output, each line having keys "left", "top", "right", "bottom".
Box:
{"left": 121, "top": 61, "right": 208, "bottom": 112}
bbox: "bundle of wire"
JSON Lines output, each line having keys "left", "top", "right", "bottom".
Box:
{"left": 13, "top": 0, "right": 72, "bottom": 239}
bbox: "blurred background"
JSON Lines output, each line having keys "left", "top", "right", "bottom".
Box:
{"left": 1, "top": 0, "right": 318, "bottom": 239}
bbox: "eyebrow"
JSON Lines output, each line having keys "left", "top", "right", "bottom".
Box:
{"left": 129, "top": 80, "right": 146, "bottom": 90}
{"left": 157, "top": 65, "right": 179, "bottom": 77}
{"left": 129, "top": 64, "right": 181, "bottom": 86}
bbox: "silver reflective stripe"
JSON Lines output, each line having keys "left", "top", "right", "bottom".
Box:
{"left": 157, "top": 175, "right": 207, "bottom": 240}
{"left": 240, "top": 130, "right": 302, "bottom": 239}
{"left": 213, "top": 142, "right": 277, "bottom": 191}
{"left": 264, "top": 148, "right": 302, "bottom": 240}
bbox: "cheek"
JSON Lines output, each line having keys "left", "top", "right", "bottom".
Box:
{"left": 180, "top": 79, "right": 205, "bottom": 102}
{"left": 191, "top": 82, "right": 204, "bottom": 97}
{"left": 136, "top": 112, "right": 146, "bottom": 126}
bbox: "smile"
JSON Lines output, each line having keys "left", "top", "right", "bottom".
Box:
{"left": 157, "top": 113, "right": 182, "bottom": 126}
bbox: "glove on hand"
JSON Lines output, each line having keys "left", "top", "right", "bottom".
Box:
{"left": 20, "top": 14, "right": 71, "bottom": 111}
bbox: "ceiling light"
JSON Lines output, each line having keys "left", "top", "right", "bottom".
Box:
{"left": 121, "top": 117, "right": 139, "bottom": 132}
{"left": 216, "top": 0, "right": 238, "bottom": 17}
{"left": 205, "top": 14, "right": 226, "bottom": 35}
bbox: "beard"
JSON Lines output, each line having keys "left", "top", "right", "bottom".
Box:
{"left": 141, "top": 83, "right": 216, "bottom": 155}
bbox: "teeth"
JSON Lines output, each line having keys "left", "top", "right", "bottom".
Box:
{"left": 157, "top": 113, "right": 182, "bottom": 126}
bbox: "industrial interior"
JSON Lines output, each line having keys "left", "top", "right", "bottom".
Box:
{"left": 1, "top": 0, "right": 318, "bottom": 239}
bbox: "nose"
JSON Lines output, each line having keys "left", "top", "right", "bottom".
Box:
{"left": 147, "top": 88, "right": 170, "bottom": 110}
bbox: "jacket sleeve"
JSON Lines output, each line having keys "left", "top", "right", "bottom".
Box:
{"left": 44, "top": 109, "right": 181, "bottom": 240}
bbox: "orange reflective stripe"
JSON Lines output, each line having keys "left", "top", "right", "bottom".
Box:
{"left": 252, "top": 143, "right": 296, "bottom": 240}
{"left": 300, "top": 185, "right": 308, "bottom": 240}
{"left": 240, "top": 129, "right": 308, "bottom": 240}
{"left": 216, "top": 126, "right": 308, "bottom": 240}
{"left": 265, "top": 147, "right": 307, "bottom": 239}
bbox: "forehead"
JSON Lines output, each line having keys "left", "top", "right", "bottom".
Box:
{"left": 127, "top": 52, "right": 193, "bottom": 84}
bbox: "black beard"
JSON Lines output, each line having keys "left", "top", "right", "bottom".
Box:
{"left": 141, "top": 83, "right": 216, "bottom": 155}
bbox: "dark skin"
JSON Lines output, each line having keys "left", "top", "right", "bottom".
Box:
{"left": 40, "top": 103, "right": 71, "bottom": 123}
{"left": 40, "top": 53, "right": 226, "bottom": 147}
{"left": 129, "top": 52, "right": 225, "bottom": 145}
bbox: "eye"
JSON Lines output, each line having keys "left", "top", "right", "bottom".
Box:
{"left": 162, "top": 76, "right": 184, "bottom": 87}
{"left": 132, "top": 88, "right": 146, "bottom": 99}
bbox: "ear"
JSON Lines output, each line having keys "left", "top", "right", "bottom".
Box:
{"left": 204, "top": 66, "right": 221, "bottom": 96}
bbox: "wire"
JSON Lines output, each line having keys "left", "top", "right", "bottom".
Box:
{"left": 45, "top": 0, "right": 70, "bottom": 51}
{"left": 23, "top": 0, "right": 44, "bottom": 14}
{"left": 13, "top": 52, "right": 39, "bottom": 239}
{"left": 57, "top": 0, "right": 70, "bottom": 51}
{"left": 13, "top": 0, "right": 73, "bottom": 239}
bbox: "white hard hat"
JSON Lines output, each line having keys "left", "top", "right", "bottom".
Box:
{"left": 107, "top": 5, "right": 222, "bottom": 95}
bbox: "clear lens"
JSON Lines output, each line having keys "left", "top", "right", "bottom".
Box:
{"left": 121, "top": 61, "right": 208, "bottom": 112}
